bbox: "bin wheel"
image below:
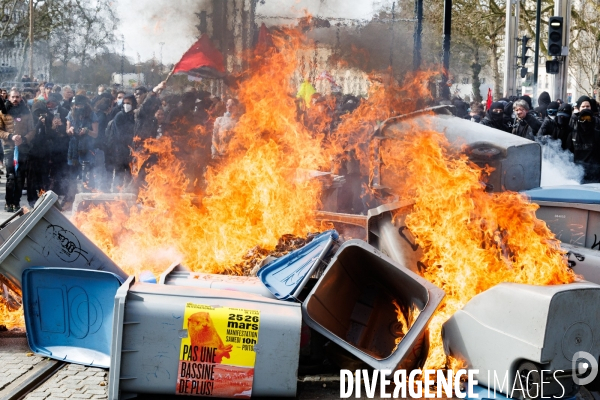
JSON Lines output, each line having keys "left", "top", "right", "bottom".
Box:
{"left": 468, "top": 146, "right": 502, "bottom": 160}
{"left": 516, "top": 361, "right": 542, "bottom": 399}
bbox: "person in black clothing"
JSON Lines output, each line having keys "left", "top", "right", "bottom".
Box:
{"left": 538, "top": 101, "right": 573, "bottom": 150}
{"left": 537, "top": 101, "right": 559, "bottom": 137}
{"left": 94, "top": 97, "right": 113, "bottom": 192}
{"left": 480, "top": 101, "right": 512, "bottom": 132}
{"left": 107, "top": 94, "right": 136, "bottom": 192}
{"left": 512, "top": 99, "right": 542, "bottom": 140}
{"left": 108, "top": 91, "right": 125, "bottom": 121}
{"left": 46, "top": 93, "right": 70, "bottom": 199}
{"left": 27, "top": 101, "right": 53, "bottom": 207}
{"left": 567, "top": 109, "right": 600, "bottom": 183}
{"left": 534, "top": 91, "right": 551, "bottom": 119}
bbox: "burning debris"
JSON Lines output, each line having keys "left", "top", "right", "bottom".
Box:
{"left": 0, "top": 18, "right": 593, "bottom": 400}
{"left": 226, "top": 232, "right": 322, "bottom": 276}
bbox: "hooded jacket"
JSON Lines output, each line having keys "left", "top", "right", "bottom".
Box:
{"left": 567, "top": 109, "right": 600, "bottom": 182}
{"left": 534, "top": 91, "right": 551, "bottom": 118}
{"left": 480, "top": 101, "right": 512, "bottom": 133}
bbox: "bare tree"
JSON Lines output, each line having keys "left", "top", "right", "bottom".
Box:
{"left": 427, "top": 0, "right": 506, "bottom": 100}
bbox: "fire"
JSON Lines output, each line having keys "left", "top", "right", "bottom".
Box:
{"left": 0, "top": 299, "right": 23, "bottom": 330}
{"left": 380, "top": 125, "right": 575, "bottom": 370}
{"left": 392, "top": 299, "right": 420, "bottom": 351}
{"left": 74, "top": 29, "right": 327, "bottom": 276}
{"left": 68, "top": 25, "right": 575, "bottom": 374}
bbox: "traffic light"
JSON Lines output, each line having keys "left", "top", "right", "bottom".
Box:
{"left": 546, "top": 60, "right": 560, "bottom": 74}
{"left": 520, "top": 36, "right": 531, "bottom": 77}
{"left": 521, "top": 67, "right": 528, "bottom": 78}
{"left": 520, "top": 36, "right": 531, "bottom": 66}
{"left": 548, "top": 16, "right": 564, "bottom": 57}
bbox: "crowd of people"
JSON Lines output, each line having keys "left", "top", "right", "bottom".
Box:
{"left": 0, "top": 80, "right": 245, "bottom": 212}
{"left": 457, "top": 91, "right": 600, "bottom": 183}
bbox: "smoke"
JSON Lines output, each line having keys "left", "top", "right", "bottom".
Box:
{"left": 538, "top": 137, "right": 584, "bottom": 187}
{"left": 116, "top": 0, "right": 209, "bottom": 63}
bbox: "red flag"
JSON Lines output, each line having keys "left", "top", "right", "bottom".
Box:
{"left": 172, "top": 34, "right": 226, "bottom": 79}
{"left": 486, "top": 88, "right": 493, "bottom": 110}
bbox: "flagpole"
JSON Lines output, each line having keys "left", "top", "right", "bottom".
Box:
{"left": 164, "top": 68, "right": 174, "bottom": 85}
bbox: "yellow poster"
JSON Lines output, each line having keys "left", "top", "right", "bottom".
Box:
{"left": 176, "top": 303, "right": 260, "bottom": 398}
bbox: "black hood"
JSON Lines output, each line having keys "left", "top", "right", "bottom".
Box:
{"left": 537, "top": 91, "right": 551, "bottom": 107}
{"left": 487, "top": 102, "right": 505, "bottom": 120}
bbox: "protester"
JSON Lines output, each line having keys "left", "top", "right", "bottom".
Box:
{"left": 480, "top": 101, "right": 512, "bottom": 132}
{"left": 0, "top": 90, "right": 34, "bottom": 211}
{"left": 512, "top": 99, "right": 542, "bottom": 139}
{"left": 66, "top": 95, "right": 99, "bottom": 199}
{"left": 567, "top": 107, "right": 600, "bottom": 183}
{"left": 153, "top": 108, "right": 166, "bottom": 138}
{"left": 538, "top": 101, "right": 573, "bottom": 150}
{"left": 43, "top": 83, "right": 54, "bottom": 100}
{"left": 211, "top": 98, "right": 239, "bottom": 160}
{"left": 46, "top": 93, "right": 71, "bottom": 201}
{"left": 93, "top": 97, "right": 113, "bottom": 192}
{"left": 109, "top": 90, "right": 125, "bottom": 121}
{"left": 27, "top": 101, "right": 53, "bottom": 207}
{"left": 61, "top": 86, "right": 74, "bottom": 111}
{"left": 466, "top": 102, "right": 485, "bottom": 123}
{"left": 107, "top": 94, "right": 136, "bottom": 192}
{"left": 134, "top": 82, "right": 165, "bottom": 142}
{"left": 534, "top": 91, "right": 551, "bottom": 119}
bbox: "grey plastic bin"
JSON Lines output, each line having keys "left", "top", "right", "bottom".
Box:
{"left": 159, "top": 262, "right": 277, "bottom": 299}
{"left": 109, "top": 277, "right": 302, "bottom": 399}
{"left": 0, "top": 191, "right": 127, "bottom": 294}
{"left": 302, "top": 240, "right": 445, "bottom": 371}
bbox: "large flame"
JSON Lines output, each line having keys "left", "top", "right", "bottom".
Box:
{"left": 380, "top": 125, "right": 575, "bottom": 370}
{"left": 75, "top": 29, "right": 327, "bottom": 275}
{"left": 0, "top": 27, "right": 574, "bottom": 369}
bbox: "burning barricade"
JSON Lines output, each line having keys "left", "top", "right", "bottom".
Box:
{"left": 0, "top": 26, "right": 597, "bottom": 399}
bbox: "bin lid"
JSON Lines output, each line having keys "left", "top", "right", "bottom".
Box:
{"left": 22, "top": 267, "right": 125, "bottom": 368}
{"left": 522, "top": 184, "right": 600, "bottom": 204}
{"left": 257, "top": 230, "right": 338, "bottom": 301}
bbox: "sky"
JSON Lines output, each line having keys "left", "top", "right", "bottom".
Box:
{"left": 114, "top": 0, "right": 396, "bottom": 65}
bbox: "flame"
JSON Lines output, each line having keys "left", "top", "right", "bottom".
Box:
{"left": 62, "top": 26, "right": 575, "bottom": 374}
{"left": 0, "top": 298, "right": 23, "bottom": 330}
{"left": 74, "top": 29, "right": 327, "bottom": 277}
{"left": 392, "top": 299, "right": 420, "bottom": 351}
{"left": 380, "top": 125, "right": 575, "bottom": 370}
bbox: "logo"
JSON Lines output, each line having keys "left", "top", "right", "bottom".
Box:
{"left": 572, "top": 351, "right": 599, "bottom": 386}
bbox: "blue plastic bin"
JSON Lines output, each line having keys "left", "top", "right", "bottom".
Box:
{"left": 22, "top": 267, "right": 124, "bottom": 368}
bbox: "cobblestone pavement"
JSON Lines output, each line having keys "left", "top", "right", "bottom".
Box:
{"left": 24, "top": 363, "right": 108, "bottom": 399}
{"left": 0, "top": 337, "right": 45, "bottom": 391}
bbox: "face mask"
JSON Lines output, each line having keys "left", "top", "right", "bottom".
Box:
{"left": 123, "top": 104, "right": 133, "bottom": 113}
{"left": 98, "top": 92, "right": 102, "bottom": 96}
{"left": 117, "top": 98, "right": 123, "bottom": 105}
{"left": 549, "top": 115, "right": 556, "bottom": 120}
